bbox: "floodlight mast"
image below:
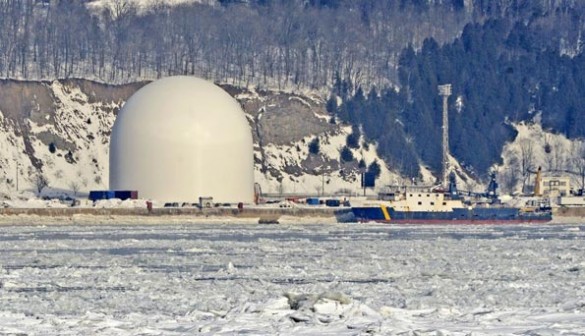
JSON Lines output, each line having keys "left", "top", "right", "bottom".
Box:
{"left": 438, "top": 84, "right": 452, "bottom": 189}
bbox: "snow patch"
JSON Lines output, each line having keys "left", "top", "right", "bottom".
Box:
{"left": 495, "top": 120, "right": 583, "bottom": 194}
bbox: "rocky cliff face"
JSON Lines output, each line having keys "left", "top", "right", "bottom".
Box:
{"left": 0, "top": 79, "right": 393, "bottom": 199}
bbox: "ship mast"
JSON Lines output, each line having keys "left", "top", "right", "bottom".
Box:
{"left": 438, "top": 84, "right": 452, "bottom": 189}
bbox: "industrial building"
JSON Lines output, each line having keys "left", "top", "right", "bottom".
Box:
{"left": 537, "top": 176, "right": 571, "bottom": 198}
{"left": 109, "top": 76, "right": 254, "bottom": 203}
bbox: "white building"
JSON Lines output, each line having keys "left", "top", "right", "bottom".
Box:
{"left": 109, "top": 76, "right": 254, "bottom": 203}
{"left": 537, "top": 176, "right": 571, "bottom": 198}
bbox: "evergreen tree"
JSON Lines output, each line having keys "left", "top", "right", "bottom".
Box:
{"left": 308, "top": 137, "right": 320, "bottom": 154}
{"left": 326, "top": 94, "right": 337, "bottom": 114}
{"left": 367, "top": 160, "right": 381, "bottom": 179}
{"left": 340, "top": 146, "right": 354, "bottom": 162}
{"left": 346, "top": 125, "right": 360, "bottom": 149}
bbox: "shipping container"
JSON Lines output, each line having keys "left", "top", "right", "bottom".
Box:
{"left": 325, "top": 199, "right": 341, "bottom": 207}
{"left": 88, "top": 190, "right": 115, "bottom": 201}
{"left": 114, "top": 190, "right": 138, "bottom": 200}
{"left": 306, "top": 198, "right": 320, "bottom": 205}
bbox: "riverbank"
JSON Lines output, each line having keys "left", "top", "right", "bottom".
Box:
{"left": 0, "top": 206, "right": 353, "bottom": 225}
{"left": 0, "top": 206, "right": 582, "bottom": 226}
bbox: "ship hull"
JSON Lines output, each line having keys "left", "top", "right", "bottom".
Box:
{"left": 351, "top": 206, "right": 552, "bottom": 224}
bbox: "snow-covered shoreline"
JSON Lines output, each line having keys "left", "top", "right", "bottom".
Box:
{"left": 0, "top": 213, "right": 343, "bottom": 226}
{"left": 0, "top": 212, "right": 580, "bottom": 227}
{"left": 0, "top": 214, "right": 256, "bottom": 226}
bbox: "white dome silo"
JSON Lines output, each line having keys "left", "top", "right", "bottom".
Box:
{"left": 109, "top": 76, "right": 254, "bottom": 203}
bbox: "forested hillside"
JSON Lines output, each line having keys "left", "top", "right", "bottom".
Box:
{"left": 332, "top": 3, "right": 585, "bottom": 180}
{"left": 1, "top": 0, "right": 585, "bottom": 184}
{"left": 0, "top": 0, "right": 474, "bottom": 87}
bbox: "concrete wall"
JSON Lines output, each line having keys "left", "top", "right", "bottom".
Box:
{"left": 553, "top": 207, "right": 585, "bottom": 217}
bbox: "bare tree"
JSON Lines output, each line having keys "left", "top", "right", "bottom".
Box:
{"left": 278, "top": 180, "right": 285, "bottom": 198}
{"left": 0, "top": 0, "right": 579, "bottom": 94}
{"left": 500, "top": 154, "right": 521, "bottom": 194}
{"left": 552, "top": 138, "right": 566, "bottom": 172}
{"left": 571, "top": 157, "right": 585, "bottom": 194}
{"left": 69, "top": 181, "right": 80, "bottom": 196}
{"left": 519, "top": 140, "right": 536, "bottom": 193}
{"left": 570, "top": 142, "right": 585, "bottom": 194}
{"left": 33, "top": 173, "right": 49, "bottom": 195}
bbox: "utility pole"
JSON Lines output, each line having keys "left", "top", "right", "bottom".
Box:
{"left": 438, "top": 84, "right": 452, "bottom": 189}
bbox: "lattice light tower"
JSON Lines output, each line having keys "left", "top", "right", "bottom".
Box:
{"left": 438, "top": 84, "right": 452, "bottom": 188}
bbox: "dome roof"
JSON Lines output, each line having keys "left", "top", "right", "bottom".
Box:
{"left": 109, "top": 76, "right": 254, "bottom": 203}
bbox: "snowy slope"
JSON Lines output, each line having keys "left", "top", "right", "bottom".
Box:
{"left": 255, "top": 126, "right": 399, "bottom": 196}
{"left": 0, "top": 79, "right": 580, "bottom": 202}
{"left": 0, "top": 114, "right": 30, "bottom": 198}
{"left": 0, "top": 80, "right": 129, "bottom": 199}
{"left": 29, "top": 82, "right": 119, "bottom": 192}
{"left": 495, "top": 119, "right": 585, "bottom": 194}
{"left": 0, "top": 79, "right": 398, "bottom": 201}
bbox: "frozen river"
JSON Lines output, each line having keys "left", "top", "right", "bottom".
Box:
{"left": 0, "top": 221, "right": 584, "bottom": 335}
